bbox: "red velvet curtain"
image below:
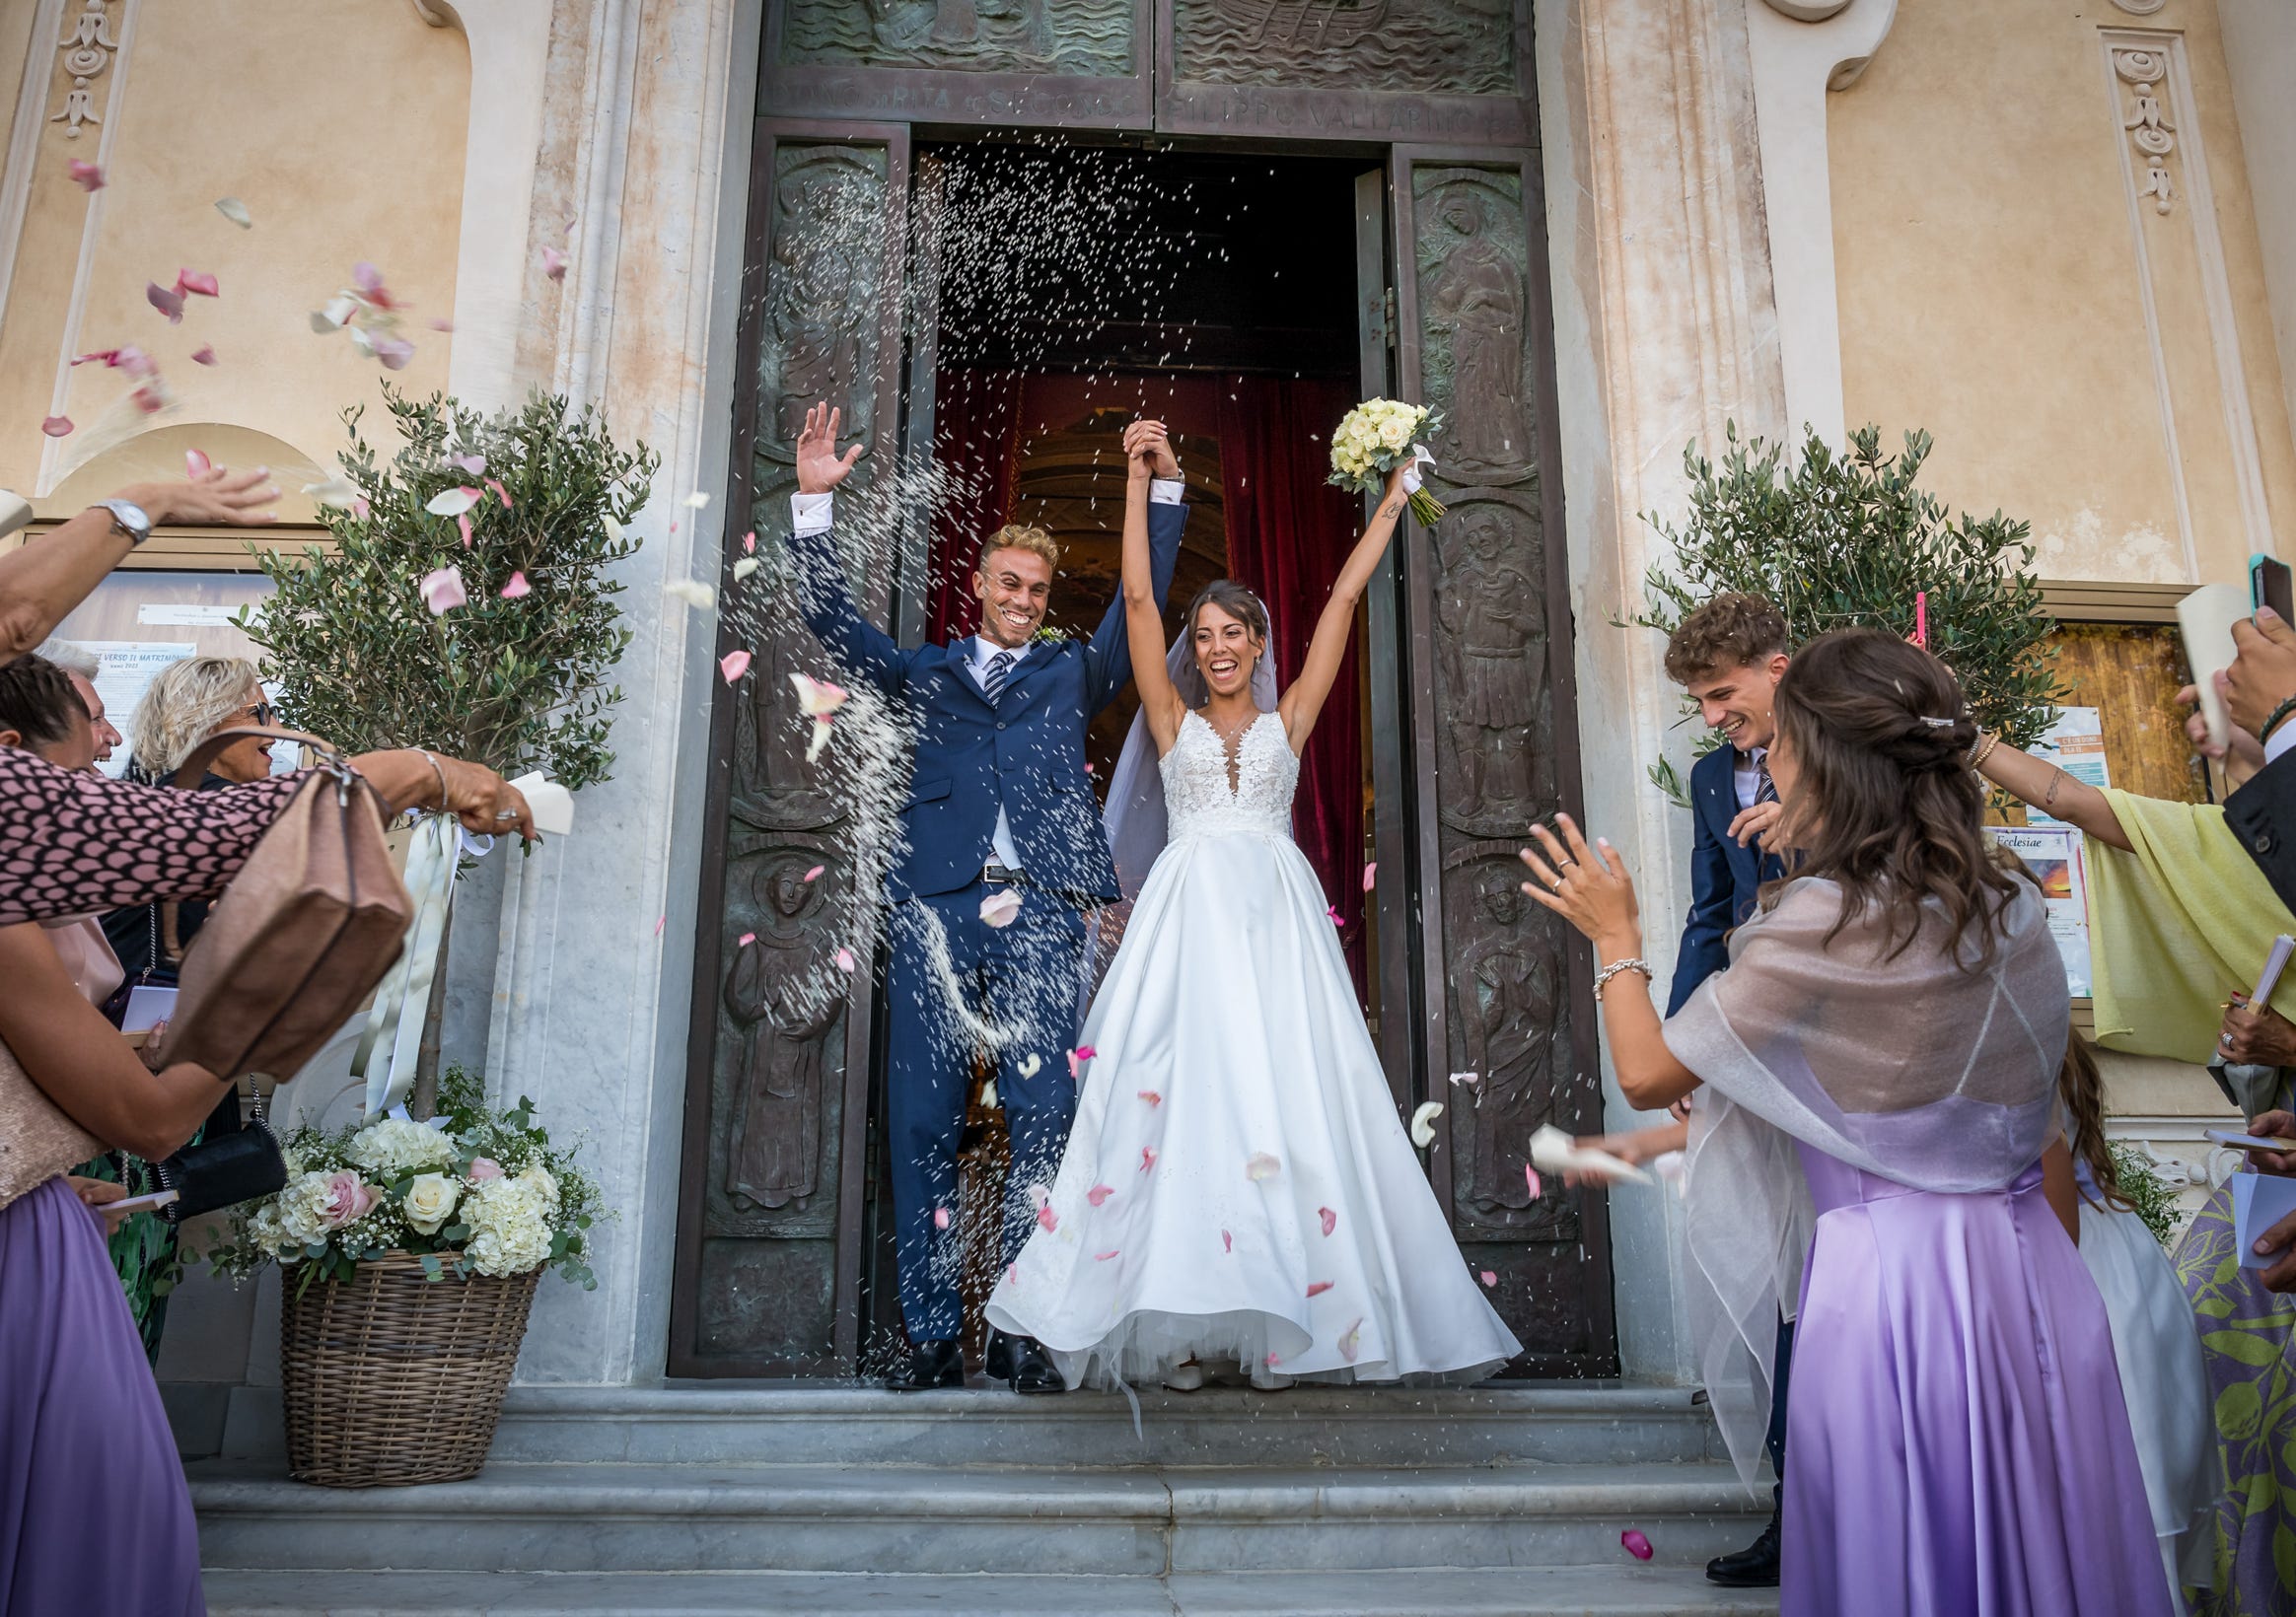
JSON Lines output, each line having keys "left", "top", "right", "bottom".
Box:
{"left": 1217, "top": 375, "right": 1367, "bottom": 998}
{"left": 927, "top": 368, "right": 1027, "bottom": 646}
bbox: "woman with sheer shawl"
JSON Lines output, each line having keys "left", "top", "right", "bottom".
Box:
{"left": 1520, "top": 628, "right": 2167, "bottom": 1616}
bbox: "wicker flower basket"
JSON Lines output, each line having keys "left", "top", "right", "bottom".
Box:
{"left": 280, "top": 1250, "right": 539, "bottom": 1488}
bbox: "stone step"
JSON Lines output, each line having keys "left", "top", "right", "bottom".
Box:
{"left": 473, "top": 1381, "right": 1727, "bottom": 1469}
{"left": 202, "top": 1566, "right": 1780, "bottom": 1615}
{"left": 191, "top": 1458, "right": 1767, "bottom": 1578}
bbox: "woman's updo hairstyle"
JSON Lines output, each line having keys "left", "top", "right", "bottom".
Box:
{"left": 1186, "top": 580, "right": 1269, "bottom": 646}
{"left": 1770, "top": 627, "right": 2023, "bottom": 966}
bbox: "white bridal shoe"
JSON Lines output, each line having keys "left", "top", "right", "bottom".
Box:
{"left": 1163, "top": 1360, "right": 1206, "bottom": 1391}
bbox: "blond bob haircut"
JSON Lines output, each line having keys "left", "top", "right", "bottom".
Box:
{"left": 132, "top": 654, "right": 261, "bottom": 776}
{"left": 975, "top": 523, "right": 1060, "bottom": 574}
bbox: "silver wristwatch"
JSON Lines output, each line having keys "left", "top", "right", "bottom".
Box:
{"left": 92, "top": 498, "right": 153, "bottom": 546}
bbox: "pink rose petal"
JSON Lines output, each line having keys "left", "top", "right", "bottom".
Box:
{"left": 1525, "top": 1164, "right": 1542, "bottom": 1200}
{"left": 934, "top": 1206, "right": 952, "bottom": 1230}
{"left": 1086, "top": 1185, "right": 1113, "bottom": 1207}
{"left": 1035, "top": 1203, "right": 1058, "bottom": 1233}
{"left": 190, "top": 344, "right": 217, "bottom": 365}
{"left": 720, "top": 649, "right": 753, "bottom": 684}
{"left": 500, "top": 570, "right": 532, "bottom": 599}
{"left": 147, "top": 281, "right": 184, "bottom": 323}
{"left": 1479, "top": 1270, "right": 1497, "bottom": 1288}
{"left": 1222, "top": 1230, "right": 1233, "bottom": 1253}
{"left": 175, "top": 269, "right": 219, "bottom": 299}
{"left": 1137, "top": 1090, "right": 1162, "bottom": 1107}
{"left": 1318, "top": 1206, "right": 1336, "bottom": 1237}
{"left": 1264, "top": 1352, "right": 1282, "bottom": 1367}
{"left": 67, "top": 159, "right": 104, "bottom": 192}
{"left": 418, "top": 564, "right": 466, "bottom": 614}
{"left": 1327, "top": 904, "right": 1343, "bottom": 926}
{"left": 1306, "top": 1281, "right": 1333, "bottom": 1298}
{"left": 1621, "top": 1529, "right": 1654, "bottom": 1562}
{"left": 39, "top": 415, "right": 72, "bottom": 437}
{"left": 1067, "top": 1044, "right": 1096, "bottom": 1080}
{"left": 453, "top": 455, "right": 487, "bottom": 475}
{"left": 655, "top": 915, "right": 667, "bottom": 937}
{"left": 457, "top": 512, "right": 473, "bottom": 549}
{"left": 803, "top": 866, "right": 825, "bottom": 881}
{"left": 737, "top": 932, "right": 755, "bottom": 946}
{"left": 979, "top": 888, "right": 1023, "bottom": 929}
{"left": 1337, "top": 1317, "right": 1362, "bottom": 1363}
{"left": 743, "top": 529, "right": 756, "bottom": 553}
{"left": 1362, "top": 861, "right": 1376, "bottom": 891}
{"left": 542, "top": 246, "right": 567, "bottom": 282}
{"left": 1245, "top": 1152, "right": 1281, "bottom": 1182}
{"left": 1026, "top": 1183, "right": 1052, "bottom": 1212}
{"left": 834, "top": 947, "right": 856, "bottom": 972}
{"left": 1139, "top": 1147, "right": 1156, "bottom": 1173}
{"left": 185, "top": 449, "right": 211, "bottom": 478}
{"left": 429, "top": 317, "right": 456, "bottom": 332}
{"left": 373, "top": 336, "right": 414, "bottom": 371}
{"left": 1005, "top": 1263, "right": 1018, "bottom": 1287}
{"left": 1094, "top": 1249, "right": 1119, "bottom": 1261}
{"left": 485, "top": 477, "right": 512, "bottom": 509}
{"left": 467, "top": 1157, "right": 504, "bottom": 1180}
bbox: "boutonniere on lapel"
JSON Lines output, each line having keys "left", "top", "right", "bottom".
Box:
{"left": 1031, "top": 626, "right": 1068, "bottom": 647}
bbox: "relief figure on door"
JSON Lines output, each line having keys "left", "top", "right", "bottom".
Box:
{"left": 1434, "top": 503, "right": 1544, "bottom": 834}
{"left": 724, "top": 855, "right": 840, "bottom": 1212}
{"left": 1421, "top": 185, "right": 1528, "bottom": 476}
{"left": 1451, "top": 864, "right": 1569, "bottom": 1231}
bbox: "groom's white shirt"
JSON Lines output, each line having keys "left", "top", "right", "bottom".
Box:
{"left": 789, "top": 483, "right": 1184, "bottom": 879}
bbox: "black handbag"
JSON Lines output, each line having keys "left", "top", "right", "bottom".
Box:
{"left": 151, "top": 1080, "right": 287, "bottom": 1224}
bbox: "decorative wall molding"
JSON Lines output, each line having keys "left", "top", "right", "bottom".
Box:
{"left": 2109, "top": 0, "right": 2169, "bottom": 15}
{"left": 49, "top": 0, "right": 117, "bottom": 137}
{"left": 2101, "top": 27, "right": 2273, "bottom": 580}
{"left": 1759, "top": 0, "right": 1852, "bottom": 21}
{"left": 2113, "top": 44, "right": 2178, "bottom": 215}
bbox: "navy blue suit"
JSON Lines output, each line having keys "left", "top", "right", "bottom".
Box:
{"left": 1666, "top": 743, "right": 1786, "bottom": 1016}
{"left": 787, "top": 496, "right": 1186, "bottom": 1343}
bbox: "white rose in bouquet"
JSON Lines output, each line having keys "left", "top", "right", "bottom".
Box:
{"left": 347, "top": 1117, "right": 457, "bottom": 1176}
{"left": 402, "top": 1172, "right": 464, "bottom": 1235}
{"left": 1327, "top": 397, "right": 1446, "bottom": 526}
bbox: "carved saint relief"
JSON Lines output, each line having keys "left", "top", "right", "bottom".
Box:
{"left": 763, "top": 149, "right": 887, "bottom": 452}
{"left": 1433, "top": 504, "right": 1545, "bottom": 835}
{"left": 1421, "top": 186, "right": 1529, "bottom": 475}
{"left": 784, "top": 0, "right": 1129, "bottom": 77}
{"left": 724, "top": 857, "right": 841, "bottom": 1212}
{"left": 1174, "top": 0, "right": 1513, "bottom": 94}
{"left": 1450, "top": 866, "right": 1563, "bottom": 1224}
{"left": 736, "top": 610, "right": 843, "bottom": 832}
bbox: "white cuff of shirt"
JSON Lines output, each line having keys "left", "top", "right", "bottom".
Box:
{"left": 791, "top": 492, "right": 833, "bottom": 535}
{"left": 2267, "top": 713, "right": 2296, "bottom": 765}
{"left": 1148, "top": 478, "right": 1184, "bottom": 507}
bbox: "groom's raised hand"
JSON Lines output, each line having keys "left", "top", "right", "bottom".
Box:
{"left": 796, "top": 402, "right": 864, "bottom": 496}
{"left": 1123, "top": 419, "right": 1181, "bottom": 481}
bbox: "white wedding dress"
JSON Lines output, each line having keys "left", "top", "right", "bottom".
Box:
{"left": 985, "top": 709, "right": 1522, "bottom": 1387}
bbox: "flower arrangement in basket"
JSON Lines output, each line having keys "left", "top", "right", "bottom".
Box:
{"left": 1327, "top": 397, "right": 1446, "bottom": 527}
{"left": 206, "top": 1068, "right": 607, "bottom": 1488}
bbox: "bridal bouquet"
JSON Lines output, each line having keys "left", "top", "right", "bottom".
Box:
{"left": 1327, "top": 397, "right": 1446, "bottom": 526}
{"left": 207, "top": 1067, "right": 606, "bottom": 1295}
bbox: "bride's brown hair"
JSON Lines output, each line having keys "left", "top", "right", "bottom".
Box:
{"left": 1767, "top": 628, "right": 2024, "bottom": 966}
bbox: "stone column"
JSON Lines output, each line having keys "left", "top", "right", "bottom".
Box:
{"left": 1535, "top": 0, "right": 1788, "bottom": 1380}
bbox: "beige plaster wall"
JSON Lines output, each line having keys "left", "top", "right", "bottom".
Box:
{"left": 0, "top": 0, "right": 470, "bottom": 520}
{"left": 1829, "top": 0, "right": 2295, "bottom": 587}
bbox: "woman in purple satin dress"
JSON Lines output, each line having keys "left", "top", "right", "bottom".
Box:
{"left": 1521, "top": 628, "right": 2169, "bottom": 1617}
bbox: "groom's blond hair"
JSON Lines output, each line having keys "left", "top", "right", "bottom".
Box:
{"left": 977, "top": 523, "right": 1060, "bottom": 573}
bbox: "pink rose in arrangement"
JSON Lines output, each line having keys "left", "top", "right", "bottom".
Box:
{"left": 467, "top": 1158, "right": 506, "bottom": 1181}
{"left": 319, "top": 1171, "right": 379, "bottom": 1230}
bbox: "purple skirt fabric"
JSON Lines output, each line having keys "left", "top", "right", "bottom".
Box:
{"left": 1784, "top": 1151, "right": 2171, "bottom": 1617}
{"left": 0, "top": 1176, "right": 203, "bottom": 1617}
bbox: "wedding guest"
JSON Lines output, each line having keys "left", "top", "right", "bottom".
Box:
{"left": 1522, "top": 628, "right": 2169, "bottom": 1616}
{"left": 32, "top": 638, "right": 120, "bottom": 764}
{"left": 0, "top": 464, "right": 539, "bottom": 926}
{"left": 2218, "top": 607, "right": 2296, "bottom": 912}
{"left": 2059, "top": 1035, "right": 2213, "bottom": 1614}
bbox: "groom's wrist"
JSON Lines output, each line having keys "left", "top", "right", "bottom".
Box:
{"left": 791, "top": 491, "right": 833, "bottom": 535}
{"left": 1147, "top": 477, "right": 1184, "bottom": 506}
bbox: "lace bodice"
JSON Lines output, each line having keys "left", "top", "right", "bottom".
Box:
{"left": 1160, "top": 710, "right": 1297, "bottom": 842}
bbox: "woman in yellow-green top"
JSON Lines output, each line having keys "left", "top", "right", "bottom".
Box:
{"left": 1973, "top": 727, "right": 2294, "bottom": 1617}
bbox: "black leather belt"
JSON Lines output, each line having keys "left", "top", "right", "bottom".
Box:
{"left": 983, "top": 863, "right": 1023, "bottom": 884}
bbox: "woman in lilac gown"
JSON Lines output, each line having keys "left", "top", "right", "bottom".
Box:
{"left": 1520, "top": 628, "right": 2168, "bottom": 1617}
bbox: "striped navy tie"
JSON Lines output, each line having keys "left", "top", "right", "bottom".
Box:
{"left": 983, "top": 649, "right": 1015, "bottom": 705}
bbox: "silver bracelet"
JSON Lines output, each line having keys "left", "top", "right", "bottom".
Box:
{"left": 1592, "top": 957, "right": 1653, "bottom": 999}
{"left": 412, "top": 748, "right": 450, "bottom": 811}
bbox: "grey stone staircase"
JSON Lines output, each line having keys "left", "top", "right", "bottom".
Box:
{"left": 192, "top": 1382, "right": 1779, "bottom": 1616}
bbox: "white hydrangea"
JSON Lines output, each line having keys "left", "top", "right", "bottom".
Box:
{"left": 347, "top": 1118, "right": 457, "bottom": 1177}
{"left": 271, "top": 1169, "right": 341, "bottom": 1248}
{"left": 461, "top": 1173, "right": 554, "bottom": 1277}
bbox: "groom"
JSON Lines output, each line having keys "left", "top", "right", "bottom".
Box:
{"left": 787, "top": 403, "right": 1186, "bottom": 1393}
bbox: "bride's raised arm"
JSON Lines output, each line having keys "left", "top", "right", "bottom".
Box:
{"left": 1278, "top": 462, "right": 1410, "bottom": 751}
{"left": 1122, "top": 421, "right": 1187, "bottom": 756}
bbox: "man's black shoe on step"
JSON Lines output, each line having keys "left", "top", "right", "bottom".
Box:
{"left": 1003, "top": 1332, "right": 1064, "bottom": 1394}
{"left": 1705, "top": 1485, "right": 1781, "bottom": 1587}
{"left": 883, "top": 1338, "right": 963, "bottom": 1392}
{"left": 983, "top": 1327, "right": 1017, "bottom": 1383}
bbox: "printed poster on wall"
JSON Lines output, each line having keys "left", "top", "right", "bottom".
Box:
{"left": 2025, "top": 706, "right": 2110, "bottom": 827}
{"left": 1985, "top": 824, "right": 2093, "bottom": 998}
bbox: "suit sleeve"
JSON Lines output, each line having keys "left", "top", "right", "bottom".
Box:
{"left": 2225, "top": 749, "right": 2296, "bottom": 917}
{"left": 1666, "top": 774, "right": 1737, "bottom": 1017}
{"left": 785, "top": 500, "right": 907, "bottom": 695}
{"left": 1083, "top": 485, "right": 1187, "bottom": 715}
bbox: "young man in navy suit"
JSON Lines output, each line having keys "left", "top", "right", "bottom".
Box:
{"left": 787, "top": 404, "right": 1187, "bottom": 1393}
{"left": 1666, "top": 593, "right": 1793, "bottom": 1586}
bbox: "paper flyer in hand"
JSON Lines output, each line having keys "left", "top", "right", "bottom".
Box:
{"left": 1984, "top": 823, "right": 2093, "bottom": 997}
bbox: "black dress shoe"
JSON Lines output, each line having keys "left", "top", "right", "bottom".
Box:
{"left": 1705, "top": 1485, "right": 1781, "bottom": 1587}
{"left": 883, "top": 1339, "right": 964, "bottom": 1392}
{"left": 1006, "top": 1334, "right": 1065, "bottom": 1395}
{"left": 983, "top": 1327, "right": 1017, "bottom": 1383}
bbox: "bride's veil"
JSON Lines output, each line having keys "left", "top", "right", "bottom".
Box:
{"left": 1081, "top": 597, "right": 1280, "bottom": 1009}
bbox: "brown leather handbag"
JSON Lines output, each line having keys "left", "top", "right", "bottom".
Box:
{"left": 152, "top": 728, "right": 412, "bottom": 1083}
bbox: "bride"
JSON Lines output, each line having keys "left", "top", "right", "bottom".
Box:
{"left": 984, "top": 422, "right": 1521, "bottom": 1389}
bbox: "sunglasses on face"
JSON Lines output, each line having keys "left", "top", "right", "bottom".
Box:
{"left": 248, "top": 702, "right": 276, "bottom": 727}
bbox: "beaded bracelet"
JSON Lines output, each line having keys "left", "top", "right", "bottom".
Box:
{"left": 1593, "top": 957, "right": 1653, "bottom": 999}
{"left": 2264, "top": 694, "right": 2296, "bottom": 746}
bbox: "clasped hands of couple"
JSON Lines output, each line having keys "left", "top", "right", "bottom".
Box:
{"left": 796, "top": 402, "right": 1183, "bottom": 499}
